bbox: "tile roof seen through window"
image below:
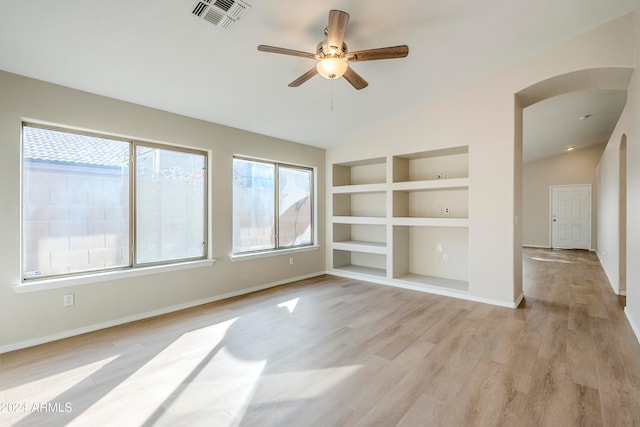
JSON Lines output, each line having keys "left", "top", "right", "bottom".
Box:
{"left": 23, "top": 126, "right": 129, "bottom": 167}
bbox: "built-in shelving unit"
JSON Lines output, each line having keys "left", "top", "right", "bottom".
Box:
{"left": 331, "top": 157, "right": 388, "bottom": 277}
{"left": 330, "top": 146, "right": 470, "bottom": 295}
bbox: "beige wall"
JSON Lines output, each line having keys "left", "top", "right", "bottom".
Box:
{"left": 326, "top": 13, "right": 635, "bottom": 306}
{"left": 626, "top": 1, "right": 640, "bottom": 333}
{"left": 598, "top": 2, "right": 640, "bottom": 313}
{"left": 598, "top": 135, "right": 626, "bottom": 295}
{"left": 0, "top": 71, "right": 326, "bottom": 352}
{"left": 572, "top": 0, "right": 640, "bottom": 337}
{"left": 523, "top": 144, "right": 605, "bottom": 249}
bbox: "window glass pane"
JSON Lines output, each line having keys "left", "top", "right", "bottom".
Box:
{"left": 278, "top": 166, "right": 312, "bottom": 247}
{"left": 22, "top": 126, "right": 130, "bottom": 278}
{"left": 233, "top": 158, "right": 275, "bottom": 253}
{"left": 136, "top": 146, "right": 206, "bottom": 264}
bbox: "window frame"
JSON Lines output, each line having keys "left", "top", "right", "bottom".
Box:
{"left": 232, "top": 155, "right": 315, "bottom": 256}
{"left": 20, "top": 122, "right": 209, "bottom": 282}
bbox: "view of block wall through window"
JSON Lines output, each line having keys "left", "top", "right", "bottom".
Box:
{"left": 136, "top": 146, "right": 206, "bottom": 264}
{"left": 22, "top": 124, "right": 207, "bottom": 280}
{"left": 233, "top": 157, "right": 313, "bottom": 254}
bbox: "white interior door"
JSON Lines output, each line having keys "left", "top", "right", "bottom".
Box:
{"left": 550, "top": 185, "right": 591, "bottom": 250}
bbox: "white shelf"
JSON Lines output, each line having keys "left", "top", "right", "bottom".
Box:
{"left": 333, "top": 240, "right": 387, "bottom": 254}
{"left": 391, "top": 177, "right": 469, "bottom": 192}
{"left": 395, "top": 274, "right": 469, "bottom": 293}
{"left": 391, "top": 217, "right": 469, "bottom": 227}
{"left": 333, "top": 265, "right": 387, "bottom": 278}
{"left": 333, "top": 216, "right": 387, "bottom": 225}
{"left": 332, "top": 183, "right": 388, "bottom": 194}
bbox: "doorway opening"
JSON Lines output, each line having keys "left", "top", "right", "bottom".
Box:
{"left": 515, "top": 67, "right": 633, "bottom": 303}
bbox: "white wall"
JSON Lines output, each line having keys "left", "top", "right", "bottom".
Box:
{"left": 598, "top": 3, "right": 640, "bottom": 337}
{"left": 0, "top": 71, "right": 326, "bottom": 352}
{"left": 598, "top": 136, "right": 626, "bottom": 295}
{"left": 523, "top": 144, "right": 605, "bottom": 249}
{"left": 326, "top": 13, "right": 635, "bottom": 306}
{"left": 626, "top": 0, "right": 640, "bottom": 340}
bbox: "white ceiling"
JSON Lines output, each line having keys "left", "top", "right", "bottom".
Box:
{"left": 523, "top": 89, "right": 628, "bottom": 162}
{"left": 0, "top": 0, "right": 635, "bottom": 155}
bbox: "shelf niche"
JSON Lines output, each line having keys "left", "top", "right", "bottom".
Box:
{"left": 333, "top": 157, "right": 386, "bottom": 186}
{"left": 392, "top": 225, "right": 469, "bottom": 292}
{"left": 333, "top": 249, "right": 387, "bottom": 277}
{"left": 333, "top": 223, "right": 386, "bottom": 246}
{"left": 333, "top": 192, "right": 386, "bottom": 217}
{"left": 393, "top": 146, "right": 468, "bottom": 183}
{"left": 393, "top": 188, "right": 469, "bottom": 218}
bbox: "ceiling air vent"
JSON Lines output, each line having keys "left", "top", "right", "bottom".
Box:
{"left": 191, "top": 0, "right": 250, "bottom": 31}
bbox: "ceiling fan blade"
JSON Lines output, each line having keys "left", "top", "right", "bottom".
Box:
{"left": 288, "top": 67, "right": 319, "bottom": 87}
{"left": 343, "top": 66, "right": 368, "bottom": 90}
{"left": 258, "top": 45, "right": 319, "bottom": 60}
{"left": 346, "top": 45, "right": 409, "bottom": 62}
{"left": 326, "top": 10, "right": 349, "bottom": 52}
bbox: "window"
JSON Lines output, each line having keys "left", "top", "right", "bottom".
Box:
{"left": 22, "top": 123, "right": 207, "bottom": 280}
{"left": 233, "top": 157, "right": 313, "bottom": 254}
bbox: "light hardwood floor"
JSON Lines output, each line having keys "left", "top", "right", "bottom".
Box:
{"left": 1, "top": 248, "right": 640, "bottom": 426}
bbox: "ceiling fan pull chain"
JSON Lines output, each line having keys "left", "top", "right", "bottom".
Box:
{"left": 331, "top": 79, "right": 334, "bottom": 112}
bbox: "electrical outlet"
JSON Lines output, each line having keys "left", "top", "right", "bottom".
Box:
{"left": 442, "top": 254, "right": 449, "bottom": 262}
{"left": 443, "top": 207, "right": 450, "bottom": 215}
{"left": 289, "top": 257, "right": 294, "bottom": 265}
{"left": 63, "top": 294, "right": 75, "bottom": 307}
{"left": 436, "top": 243, "right": 443, "bottom": 253}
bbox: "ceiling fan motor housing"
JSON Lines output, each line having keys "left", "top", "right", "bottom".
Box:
{"left": 317, "top": 41, "right": 348, "bottom": 58}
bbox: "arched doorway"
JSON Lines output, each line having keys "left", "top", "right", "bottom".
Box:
{"left": 515, "top": 67, "right": 634, "bottom": 298}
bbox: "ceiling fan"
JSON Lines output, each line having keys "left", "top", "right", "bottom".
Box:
{"left": 257, "top": 10, "right": 409, "bottom": 90}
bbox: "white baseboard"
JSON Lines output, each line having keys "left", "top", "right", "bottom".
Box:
{"left": 513, "top": 292, "right": 525, "bottom": 308}
{"left": 522, "top": 245, "right": 551, "bottom": 249}
{"left": 0, "top": 272, "right": 325, "bottom": 355}
{"left": 327, "top": 270, "right": 523, "bottom": 309}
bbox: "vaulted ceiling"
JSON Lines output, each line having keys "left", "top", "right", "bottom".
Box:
{"left": 0, "top": 0, "right": 635, "bottom": 158}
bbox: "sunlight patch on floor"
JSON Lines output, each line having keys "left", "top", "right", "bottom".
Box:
{"left": 4, "top": 355, "right": 118, "bottom": 401}
{"left": 151, "top": 347, "right": 268, "bottom": 426}
{"left": 70, "top": 318, "right": 238, "bottom": 426}
{"left": 277, "top": 297, "right": 300, "bottom": 313}
{"left": 2, "top": 355, "right": 119, "bottom": 425}
{"left": 529, "top": 256, "right": 573, "bottom": 264}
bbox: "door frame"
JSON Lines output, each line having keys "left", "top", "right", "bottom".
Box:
{"left": 549, "top": 184, "right": 592, "bottom": 250}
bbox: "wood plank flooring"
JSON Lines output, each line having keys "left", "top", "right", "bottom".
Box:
{"left": 1, "top": 248, "right": 640, "bottom": 426}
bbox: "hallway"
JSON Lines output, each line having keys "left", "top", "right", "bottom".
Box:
{"left": 519, "top": 247, "right": 640, "bottom": 426}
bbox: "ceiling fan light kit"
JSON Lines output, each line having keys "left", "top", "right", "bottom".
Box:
{"left": 258, "top": 10, "right": 409, "bottom": 90}
{"left": 317, "top": 57, "right": 348, "bottom": 79}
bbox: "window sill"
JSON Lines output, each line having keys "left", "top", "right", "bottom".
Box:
{"left": 13, "top": 258, "right": 217, "bottom": 293}
{"left": 230, "top": 245, "right": 320, "bottom": 262}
